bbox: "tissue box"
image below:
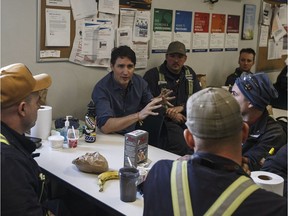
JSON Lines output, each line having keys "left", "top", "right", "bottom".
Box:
{"left": 124, "top": 130, "right": 148, "bottom": 167}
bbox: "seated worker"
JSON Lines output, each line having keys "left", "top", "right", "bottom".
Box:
{"left": 225, "top": 48, "right": 256, "bottom": 87}
{"left": 261, "top": 144, "right": 287, "bottom": 198}
{"left": 143, "top": 88, "right": 287, "bottom": 216}
{"left": 270, "top": 65, "right": 287, "bottom": 110}
{"left": 92, "top": 45, "right": 171, "bottom": 135}
{"left": 1, "top": 63, "right": 54, "bottom": 215}
{"left": 143, "top": 41, "right": 201, "bottom": 156}
{"left": 232, "top": 72, "right": 286, "bottom": 171}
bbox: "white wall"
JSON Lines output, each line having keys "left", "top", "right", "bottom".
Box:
{"left": 1, "top": 0, "right": 281, "bottom": 120}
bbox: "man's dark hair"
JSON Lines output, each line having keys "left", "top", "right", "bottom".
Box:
{"left": 110, "top": 46, "right": 136, "bottom": 66}
{"left": 240, "top": 48, "right": 256, "bottom": 60}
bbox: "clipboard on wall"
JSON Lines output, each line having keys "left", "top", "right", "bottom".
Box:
{"left": 36, "top": 0, "right": 75, "bottom": 62}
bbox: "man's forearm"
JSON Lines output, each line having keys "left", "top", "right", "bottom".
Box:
{"left": 100, "top": 113, "right": 139, "bottom": 134}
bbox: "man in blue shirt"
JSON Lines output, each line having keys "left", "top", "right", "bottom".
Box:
{"left": 92, "top": 46, "right": 169, "bottom": 134}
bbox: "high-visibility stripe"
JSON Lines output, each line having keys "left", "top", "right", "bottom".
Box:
{"left": 184, "top": 66, "right": 193, "bottom": 96}
{"left": 171, "top": 161, "right": 181, "bottom": 216}
{"left": 0, "top": 133, "right": 9, "bottom": 145}
{"left": 171, "top": 161, "right": 193, "bottom": 216}
{"left": 158, "top": 67, "right": 165, "bottom": 82}
{"left": 187, "top": 80, "right": 193, "bottom": 96}
{"left": 204, "top": 176, "right": 260, "bottom": 216}
{"left": 223, "top": 184, "right": 259, "bottom": 215}
{"left": 171, "top": 161, "right": 259, "bottom": 216}
{"left": 176, "top": 161, "right": 185, "bottom": 216}
{"left": 181, "top": 161, "right": 193, "bottom": 216}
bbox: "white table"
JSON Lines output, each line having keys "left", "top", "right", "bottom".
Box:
{"left": 35, "top": 132, "right": 179, "bottom": 216}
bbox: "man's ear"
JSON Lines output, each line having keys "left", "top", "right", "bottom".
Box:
{"left": 183, "top": 55, "right": 187, "bottom": 62}
{"left": 184, "top": 129, "right": 195, "bottom": 150}
{"left": 165, "top": 53, "right": 169, "bottom": 60}
{"left": 247, "top": 101, "right": 254, "bottom": 109}
{"left": 241, "top": 122, "right": 249, "bottom": 143}
{"left": 17, "top": 102, "right": 26, "bottom": 117}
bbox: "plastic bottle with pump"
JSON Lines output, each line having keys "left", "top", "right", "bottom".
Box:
{"left": 61, "top": 115, "right": 72, "bottom": 143}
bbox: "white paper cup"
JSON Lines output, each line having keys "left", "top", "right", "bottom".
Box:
{"left": 48, "top": 135, "right": 64, "bottom": 149}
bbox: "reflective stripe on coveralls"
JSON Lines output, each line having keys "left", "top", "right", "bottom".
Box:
{"left": 171, "top": 160, "right": 260, "bottom": 216}
{"left": 0, "top": 133, "right": 9, "bottom": 145}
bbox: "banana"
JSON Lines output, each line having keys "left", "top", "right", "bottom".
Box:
{"left": 98, "top": 170, "right": 119, "bottom": 192}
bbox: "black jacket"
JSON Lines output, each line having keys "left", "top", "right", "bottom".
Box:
{"left": 1, "top": 122, "right": 46, "bottom": 216}
{"left": 225, "top": 67, "right": 252, "bottom": 87}
{"left": 242, "top": 110, "right": 287, "bottom": 171}
{"left": 143, "top": 61, "right": 201, "bottom": 114}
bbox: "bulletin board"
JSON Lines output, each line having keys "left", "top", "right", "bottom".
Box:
{"left": 257, "top": 48, "right": 286, "bottom": 71}
{"left": 256, "top": 0, "right": 287, "bottom": 72}
{"left": 36, "top": 0, "right": 75, "bottom": 62}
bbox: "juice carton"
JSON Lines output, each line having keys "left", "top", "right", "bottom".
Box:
{"left": 124, "top": 130, "right": 148, "bottom": 168}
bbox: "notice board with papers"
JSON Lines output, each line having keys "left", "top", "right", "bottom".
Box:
{"left": 256, "top": 0, "right": 287, "bottom": 72}
{"left": 37, "top": 0, "right": 75, "bottom": 62}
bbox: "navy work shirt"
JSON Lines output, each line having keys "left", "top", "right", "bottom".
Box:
{"left": 242, "top": 110, "right": 286, "bottom": 171}
{"left": 143, "top": 152, "right": 287, "bottom": 216}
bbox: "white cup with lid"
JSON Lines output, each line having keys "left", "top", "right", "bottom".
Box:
{"left": 48, "top": 135, "right": 64, "bottom": 149}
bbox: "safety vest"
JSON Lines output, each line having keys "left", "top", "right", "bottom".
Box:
{"left": 170, "top": 160, "right": 260, "bottom": 216}
{"left": 157, "top": 66, "right": 194, "bottom": 97}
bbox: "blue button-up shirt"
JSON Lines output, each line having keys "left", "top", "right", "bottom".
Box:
{"left": 92, "top": 72, "right": 153, "bottom": 134}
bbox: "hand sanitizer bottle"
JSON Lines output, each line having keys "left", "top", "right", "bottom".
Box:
{"left": 61, "top": 115, "right": 71, "bottom": 144}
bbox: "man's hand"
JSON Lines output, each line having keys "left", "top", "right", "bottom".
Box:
{"left": 241, "top": 156, "right": 251, "bottom": 176}
{"left": 167, "top": 112, "right": 186, "bottom": 124}
{"left": 166, "top": 106, "right": 186, "bottom": 123}
{"left": 166, "top": 106, "right": 184, "bottom": 115}
{"left": 138, "top": 97, "right": 163, "bottom": 120}
{"left": 158, "top": 88, "right": 175, "bottom": 108}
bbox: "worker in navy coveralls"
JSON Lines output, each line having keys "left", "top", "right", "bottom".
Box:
{"left": 143, "top": 87, "right": 286, "bottom": 216}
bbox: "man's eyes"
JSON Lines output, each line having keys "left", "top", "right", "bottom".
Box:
{"left": 117, "top": 64, "right": 134, "bottom": 69}
{"left": 240, "top": 59, "right": 253, "bottom": 63}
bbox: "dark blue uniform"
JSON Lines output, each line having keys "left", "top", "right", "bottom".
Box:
{"left": 1, "top": 122, "right": 46, "bottom": 216}
{"left": 225, "top": 67, "right": 252, "bottom": 87}
{"left": 143, "top": 62, "right": 201, "bottom": 155}
{"left": 243, "top": 110, "right": 286, "bottom": 171}
{"left": 143, "top": 61, "right": 201, "bottom": 110}
{"left": 143, "top": 152, "right": 287, "bottom": 216}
